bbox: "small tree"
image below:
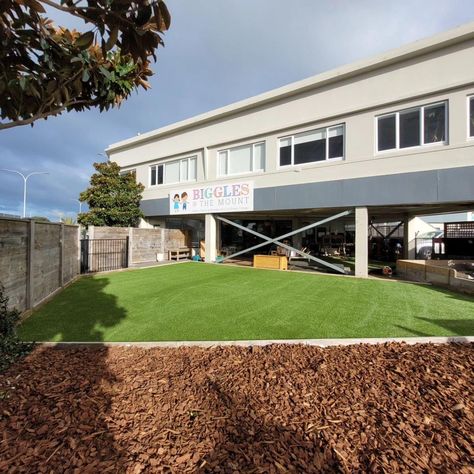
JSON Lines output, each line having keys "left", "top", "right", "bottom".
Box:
{"left": 0, "top": 284, "right": 33, "bottom": 372}
{"left": 78, "top": 161, "right": 145, "bottom": 227}
{"left": 61, "top": 216, "right": 77, "bottom": 225}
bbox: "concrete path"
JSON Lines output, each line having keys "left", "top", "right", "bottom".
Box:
{"left": 38, "top": 336, "right": 473, "bottom": 348}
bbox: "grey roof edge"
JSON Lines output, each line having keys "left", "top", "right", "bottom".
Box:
{"left": 106, "top": 21, "right": 474, "bottom": 154}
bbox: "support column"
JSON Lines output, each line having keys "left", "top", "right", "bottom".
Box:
{"left": 292, "top": 218, "right": 302, "bottom": 249}
{"left": 355, "top": 207, "right": 368, "bottom": 278}
{"left": 205, "top": 214, "right": 217, "bottom": 263}
{"left": 403, "top": 216, "right": 417, "bottom": 260}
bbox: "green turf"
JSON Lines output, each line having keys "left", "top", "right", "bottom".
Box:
{"left": 19, "top": 262, "right": 474, "bottom": 342}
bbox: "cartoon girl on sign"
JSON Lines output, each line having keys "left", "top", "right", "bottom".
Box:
{"left": 173, "top": 194, "right": 180, "bottom": 210}
{"left": 181, "top": 192, "right": 188, "bottom": 211}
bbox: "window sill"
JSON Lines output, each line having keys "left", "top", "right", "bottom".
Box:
{"left": 148, "top": 180, "right": 197, "bottom": 189}
{"left": 217, "top": 170, "right": 265, "bottom": 179}
{"left": 277, "top": 157, "right": 344, "bottom": 171}
{"left": 374, "top": 141, "right": 447, "bottom": 157}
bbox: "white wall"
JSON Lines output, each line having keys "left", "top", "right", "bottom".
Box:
{"left": 112, "top": 36, "right": 474, "bottom": 204}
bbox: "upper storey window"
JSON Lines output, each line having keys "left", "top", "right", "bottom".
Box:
{"left": 279, "top": 124, "right": 344, "bottom": 167}
{"left": 218, "top": 142, "right": 265, "bottom": 177}
{"left": 468, "top": 96, "right": 474, "bottom": 138}
{"left": 377, "top": 101, "right": 447, "bottom": 152}
{"left": 150, "top": 156, "right": 197, "bottom": 186}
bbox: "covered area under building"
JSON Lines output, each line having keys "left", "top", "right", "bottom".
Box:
{"left": 149, "top": 200, "right": 474, "bottom": 277}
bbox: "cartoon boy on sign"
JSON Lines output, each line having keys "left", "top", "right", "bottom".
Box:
{"left": 181, "top": 192, "right": 188, "bottom": 211}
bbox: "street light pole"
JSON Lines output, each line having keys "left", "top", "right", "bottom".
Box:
{"left": 70, "top": 198, "right": 82, "bottom": 214}
{"left": 0, "top": 169, "right": 49, "bottom": 218}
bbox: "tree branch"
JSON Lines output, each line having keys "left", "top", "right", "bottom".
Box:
{"left": 39, "top": 0, "right": 91, "bottom": 23}
{"left": 39, "top": 0, "right": 137, "bottom": 28}
{"left": 0, "top": 99, "right": 96, "bottom": 130}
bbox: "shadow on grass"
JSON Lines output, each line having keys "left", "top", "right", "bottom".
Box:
{"left": 395, "top": 317, "right": 474, "bottom": 338}
{"left": 1, "top": 276, "right": 130, "bottom": 471}
{"left": 21, "top": 276, "right": 127, "bottom": 342}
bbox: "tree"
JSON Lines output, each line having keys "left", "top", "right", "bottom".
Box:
{"left": 0, "top": 0, "right": 170, "bottom": 130}
{"left": 78, "top": 161, "right": 144, "bottom": 227}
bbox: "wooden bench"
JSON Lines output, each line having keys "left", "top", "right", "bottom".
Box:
{"left": 168, "top": 247, "right": 191, "bottom": 261}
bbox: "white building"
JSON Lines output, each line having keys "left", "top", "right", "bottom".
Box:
{"left": 107, "top": 21, "right": 474, "bottom": 276}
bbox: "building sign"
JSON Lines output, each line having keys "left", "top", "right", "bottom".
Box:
{"left": 169, "top": 181, "right": 254, "bottom": 214}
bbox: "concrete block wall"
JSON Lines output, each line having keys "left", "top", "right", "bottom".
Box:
{"left": 33, "top": 222, "right": 61, "bottom": 305}
{"left": 0, "top": 219, "right": 28, "bottom": 310}
{"left": 86, "top": 226, "right": 189, "bottom": 265}
{"left": 63, "top": 225, "right": 80, "bottom": 284}
{"left": 0, "top": 217, "right": 80, "bottom": 312}
{"left": 131, "top": 228, "right": 163, "bottom": 264}
{"left": 91, "top": 226, "right": 129, "bottom": 239}
{"left": 396, "top": 259, "right": 474, "bottom": 295}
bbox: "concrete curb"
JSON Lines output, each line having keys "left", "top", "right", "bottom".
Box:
{"left": 35, "top": 336, "right": 474, "bottom": 349}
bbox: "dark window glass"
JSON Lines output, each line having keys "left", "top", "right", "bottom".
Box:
{"left": 279, "top": 145, "right": 292, "bottom": 166}
{"left": 424, "top": 103, "right": 446, "bottom": 144}
{"left": 377, "top": 115, "right": 396, "bottom": 151}
{"left": 470, "top": 98, "right": 474, "bottom": 137}
{"left": 399, "top": 110, "right": 420, "bottom": 148}
{"left": 328, "top": 133, "right": 343, "bottom": 158}
{"left": 294, "top": 138, "right": 326, "bottom": 164}
{"left": 157, "top": 165, "right": 164, "bottom": 184}
{"left": 151, "top": 167, "right": 156, "bottom": 185}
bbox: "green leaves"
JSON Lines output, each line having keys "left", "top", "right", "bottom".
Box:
{"left": 0, "top": 284, "right": 34, "bottom": 373}
{"left": 75, "top": 31, "right": 95, "bottom": 49}
{"left": 0, "top": 1, "right": 170, "bottom": 130}
{"left": 78, "top": 162, "right": 145, "bottom": 228}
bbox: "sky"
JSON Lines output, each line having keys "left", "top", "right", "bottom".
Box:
{"left": 1, "top": 0, "right": 474, "bottom": 220}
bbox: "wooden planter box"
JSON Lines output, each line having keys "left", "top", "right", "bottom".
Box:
{"left": 253, "top": 254, "right": 288, "bottom": 271}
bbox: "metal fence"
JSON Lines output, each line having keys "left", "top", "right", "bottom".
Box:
{"left": 80, "top": 238, "right": 129, "bottom": 273}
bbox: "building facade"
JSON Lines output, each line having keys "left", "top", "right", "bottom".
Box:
{"left": 107, "top": 22, "right": 474, "bottom": 276}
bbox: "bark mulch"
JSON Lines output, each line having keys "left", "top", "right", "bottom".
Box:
{"left": 0, "top": 343, "right": 473, "bottom": 473}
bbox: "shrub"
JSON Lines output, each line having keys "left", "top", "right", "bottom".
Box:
{"left": 0, "top": 284, "right": 33, "bottom": 372}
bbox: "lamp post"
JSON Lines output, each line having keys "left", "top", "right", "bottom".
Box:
{"left": 70, "top": 198, "right": 82, "bottom": 214}
{"left": 0, "top": 169, "right": 49, "bottom": 218}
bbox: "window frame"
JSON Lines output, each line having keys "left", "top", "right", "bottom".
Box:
{"left": 217, "top": 141, "right": 266, "bottom": 177}
{"left": 149, "top": 155, "right": 197, "bottom": 187}
{"left": 467, "top": 95, "right": 474, "bottom": 140}
{"left": 277, "top": 124, "right": 345, "bottom": 169}
{"left": 375, "top": 100, "right": 448, "bottom": 154}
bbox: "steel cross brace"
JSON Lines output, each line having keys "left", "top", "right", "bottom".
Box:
{"left": 216, "top": 210, "right": 352, "bottom": 274}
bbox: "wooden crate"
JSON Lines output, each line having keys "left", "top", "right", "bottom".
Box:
{"left": 253, "top": 254, "right": 288, "bottom": 271}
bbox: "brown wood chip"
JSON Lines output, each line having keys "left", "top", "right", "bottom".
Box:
{"left": 0, "top": 343, "right": 472, "bottom": 472}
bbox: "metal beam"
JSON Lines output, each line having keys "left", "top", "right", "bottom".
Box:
{"left": 217, "top": 210, "right": 352, "bottom": 274}
{"left": 386, "top": 221, "right": 403, "bottom": 239}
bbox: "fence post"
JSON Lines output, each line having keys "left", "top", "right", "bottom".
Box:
{"left": 128, "top": 227, "right": 133, "bottom": 267}
{"left": 26, "top": 220, "right": 35, "bottom": 309}
{"left": 77, "top": 226, "right": 81, "bottom": 275}
{"left": 59, "top": 223, "right": 64, "bottom": 287}
{"left": 126, "top": 236, "right": 130, "bottom": 267}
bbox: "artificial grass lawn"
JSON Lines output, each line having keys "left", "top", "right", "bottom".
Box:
{"left": 19, "top": 262, "right": 474, "bottom": 342}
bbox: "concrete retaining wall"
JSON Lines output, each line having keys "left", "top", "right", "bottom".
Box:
{"left": 396, "top": 259, "right": 474, "bottom": 295}
{"left": 86, "top": 226, "right": 189, "bottom": 265}
{"left": 0, "top": 217, "right": 80, "bottom": 312}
